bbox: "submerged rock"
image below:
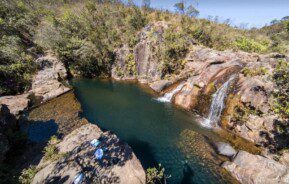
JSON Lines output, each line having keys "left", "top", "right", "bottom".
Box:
{"left": 214, "top": 142, "right": 237, "bottom": 157}
{"left": 223, "top": 151, "right": 289, "bottom": 184}
{"left": 32, "top": 124, "right": 146, "bottom": 184}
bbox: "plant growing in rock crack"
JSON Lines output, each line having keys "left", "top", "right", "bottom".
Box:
{"left": 146, "top": 164, "right": 165, "bottom": 184}
{"left": 43, "top": 135, "right": 61, "bottom": 161}
{"left": 19, "top": 165, "right": 38, "bottom": 184}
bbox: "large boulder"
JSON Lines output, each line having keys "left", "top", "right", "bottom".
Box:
{"left": 32, "top": 124, "right": 146, "bottom": 184}
{"left": 223, "top": 151, "right": 289, "bottom": 184}
{"left": 31, "top": 55, "right": 70, "bottom": 102}
{"left": 0, "top": 94, "right": 30, "bottom": 115}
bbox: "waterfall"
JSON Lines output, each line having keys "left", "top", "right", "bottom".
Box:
{"left": 202, "top": 76, "right": 236, "bottom": 128}
{"left": 157, "top": 83, "right": 185, "bottom": 103}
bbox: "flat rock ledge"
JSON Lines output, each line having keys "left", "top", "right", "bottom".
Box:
{"left": 32, "top": 124, "right": 146, "bottom": 184}
{"left": 223, "top": 151, "right": 289, "bottom": 184}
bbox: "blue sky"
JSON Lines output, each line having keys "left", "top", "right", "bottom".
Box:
{"left": 132, "top": 0, "right": 289, "bottom": 28}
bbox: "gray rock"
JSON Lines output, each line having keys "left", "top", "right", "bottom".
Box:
{"left": 223, "top": 151, "right": 289, "bottom": 184}
{"left": 31, "top": 55, "right": 71, "bottom": 102}
{"left": 149, "top": 80, "right": 172, "bottom": 92}
{"left": 215, "top": 142, "right": 237, "bottom": 157}
{"left": 0, "top": 94, "right": 30, "bottom": 115}
{"left": 33, "top": 124, "right": 146, "bottom": 184}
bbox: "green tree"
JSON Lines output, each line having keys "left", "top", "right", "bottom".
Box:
{"left": 174, "top": 1, "right": 185, "bottom": 14}
{"left": 142, "top": 0, "right": 150, "bottom": 9}
{"left": 186, "top": 4, "right": 199, "bottom": 17}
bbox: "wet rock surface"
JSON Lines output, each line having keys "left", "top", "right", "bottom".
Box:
{"left": 214, "top": 142, "right": 237, "bottom": 158}
{"left": 33, "top": 124, "right": 145, "bottom": 184}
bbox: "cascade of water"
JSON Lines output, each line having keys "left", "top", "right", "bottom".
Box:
{"left": 157, "top": 83, "right": 185, "bottom": 103}
{"left": 202, "top": 76, "right": 236, "bottom": 128}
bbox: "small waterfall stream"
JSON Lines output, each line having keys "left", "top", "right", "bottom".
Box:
{"left": 157, "top": 83, "right": 185, "bottom": 103}
{"left": 202, "top": 76, "right": 236, "bottom": 128}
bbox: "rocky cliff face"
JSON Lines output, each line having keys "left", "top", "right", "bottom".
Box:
{"left": 112, "top": 22, "right": 166, "bottom": 83}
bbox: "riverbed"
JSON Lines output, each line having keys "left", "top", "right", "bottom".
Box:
{"left": 71, "top": 78, "right": 238, "bottom": 184}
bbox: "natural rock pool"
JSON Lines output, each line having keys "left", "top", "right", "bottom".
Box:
{"left": 71, "top": 78, "right": 238, "bottom": 184}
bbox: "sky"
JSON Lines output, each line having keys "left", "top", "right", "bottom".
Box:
{"left": 132, "top": 0, "right": 289, "bottom": 28}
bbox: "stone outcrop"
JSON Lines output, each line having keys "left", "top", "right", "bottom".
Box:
{"left": 112, "top": 22, "right": 167, "bottom": 83}
{"left": 221, "top": 54, "right": 288, "bottom": 146}
{"left": 223, "top": 151, "right": 289, "bottom": 184}
{"left": 0, "top": 104, "right": 17, "bottom": 162}
{"left": 0, "top": 94, "right": 30, "bottom": 115}
{"left": 32, "top": 124, "right": 146, "bottom": 184}
{"left": 0, "top": 55, "right": 70, "bottom": 115}
{"left": 31, "top": 55, "right": 70, "bottom": 102}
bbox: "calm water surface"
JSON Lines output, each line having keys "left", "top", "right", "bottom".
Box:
{"left": 71, "top": 78, "right": 236, "bottom": 184}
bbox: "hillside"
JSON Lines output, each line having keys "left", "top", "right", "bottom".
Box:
{"left": 1, "top": 0, "right": 288, "bottom": 96}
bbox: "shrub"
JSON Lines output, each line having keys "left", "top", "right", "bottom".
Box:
{"left": 43, "top": 135, "right": 60, "bottom": 161}
{"left": 146, "top": 164, "right": 165, "bottom": 184}
{"left": 241, "top": 66, "right": 268, "bottom": 77}
{"left": 125, "top": 53, "right": 137, "bottom": 76}
{"left": 273, "top": 60, "right": 289, "bottom": 118}
{"left": 159, "top": 27, "right": 189, "bottom": 76}
{"left": 234, "top": 37, "right": 268, "bottom": 53}
{"left": 19, "top": 165, "right": 38, "bottom": 184}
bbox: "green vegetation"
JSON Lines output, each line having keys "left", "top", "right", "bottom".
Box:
{"left": 0, "top": 0, "right": 43, "bottom": 95}
{"left": 146, "top": 164, "right": 165, "bottom": 184}
{"left": 241, "top": 66, "right": 269, "bottom": 77}
{"left": 235, "top": 37, "right": 269, "bottom": 53}
{"left": 1, "top": 0, "right": 288, "bottom": 95}
{"left": 43, "top": 135, "right": 62, "bottom": 161}
{"left": 273, "top": 60, "right": 289, "bottom": 118}
{"left": 19, "top": 165, "right": 38, "bottom": 184}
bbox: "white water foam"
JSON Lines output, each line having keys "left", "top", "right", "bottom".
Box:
{"left": 202, "top": 76, "right": 236, "bottom": 128}
{"left": 157, "top": 83, "right": 185, "bottom": 103}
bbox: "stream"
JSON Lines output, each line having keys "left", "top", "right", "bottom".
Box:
{"left": 71, "top": 78, "right": 238, "bottom": 184}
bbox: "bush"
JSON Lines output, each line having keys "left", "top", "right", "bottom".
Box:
{"left": 19, "top": 165, "right": 38, "bottom": 184}
{"left": 146, "top": 164, "right": 165, "bottom": 184}
{"left": 235, "top": 37, "right": 268, "bottom": 53}
{"left": 43, "top": 135, "right": 60, "bottom": 161}
{"left": 241, "top": 66, "right": 268, "bottom": 77}
{"left": 273, "top": 60, "right": 289, "bottom": 118}
{"left": 159, "top": 27, "right": 189, "bottom": 76}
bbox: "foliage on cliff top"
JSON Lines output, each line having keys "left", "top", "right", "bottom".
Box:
{"left": 1, "top": 0, "right": 289, "bottom": 95}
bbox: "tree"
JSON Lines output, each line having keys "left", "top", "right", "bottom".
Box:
{"left": 127, "top": 0, "right": 134, "bottom": 6}
{"left": 186, "top": 4, "right": 199, "bottom": 17}
{"left": 174, "top": 1, "right": 185, "bottom": 14}
{"left": 285, "top": 20, "right": 289, "bottom": 33}
{"left": 282, "top": 16, "right": 289, "bottom": 21}
{"left": 142, "top": 0, "right": 150, "bottom": 9}
{"left": 270, "top": 19, "right": 280, "bottom": 25}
